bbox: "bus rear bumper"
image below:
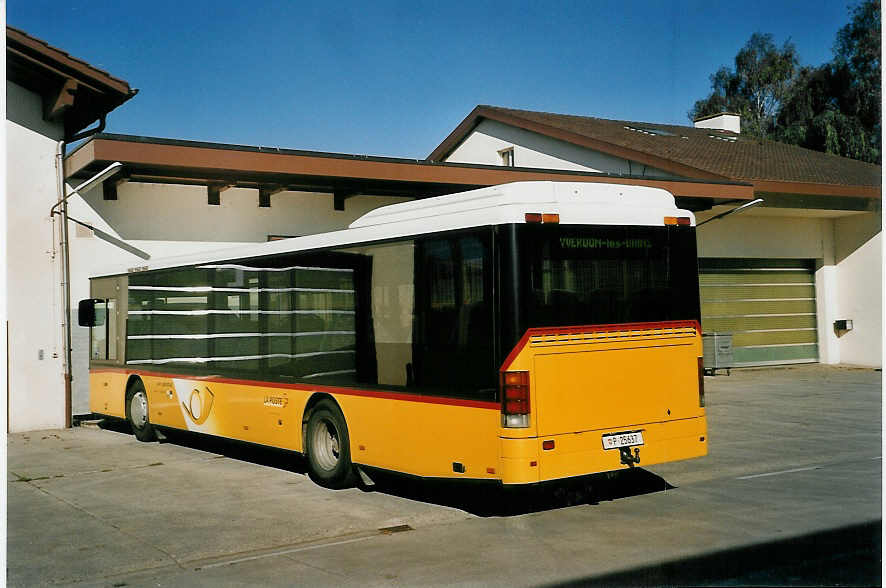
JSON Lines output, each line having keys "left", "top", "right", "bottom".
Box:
{"left": 500, "top": 416, "right": 707, "bottom": 485}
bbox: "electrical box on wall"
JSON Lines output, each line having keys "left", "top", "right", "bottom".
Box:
{"left": 834, "top": 319, "right": 853, "bottom": 331}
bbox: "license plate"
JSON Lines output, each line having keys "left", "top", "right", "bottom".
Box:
{"left": 602, "top": 431, "right": 644, "bottom": 450}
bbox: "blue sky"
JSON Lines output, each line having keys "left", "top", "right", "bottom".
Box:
{"left": 9, "top": 0, "right": 855, "bottom": 158}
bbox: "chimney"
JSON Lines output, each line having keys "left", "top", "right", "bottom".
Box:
{"left": 693, "top": 113, "right": 740, "bottom": 134}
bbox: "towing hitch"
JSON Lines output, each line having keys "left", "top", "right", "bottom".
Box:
{"left": 619, "top": 446, "right": 641, "bottom": 467}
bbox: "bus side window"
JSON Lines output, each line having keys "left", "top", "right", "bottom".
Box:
{"left": 90, "top": 299, "right": 117, "bottom": 361}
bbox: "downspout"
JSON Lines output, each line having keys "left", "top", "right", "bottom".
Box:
{"left": 55, "top": 113, "right": 108, "bottom": 428}
{"left": 54, "top": 140, "right": 72, "bottom": 428}
{"left": 67, "top": 114, "right": 105, "bottom": 144}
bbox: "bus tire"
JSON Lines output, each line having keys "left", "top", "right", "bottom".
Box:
{"left": 305, "top": 400, "right": 356, "bottom": 489}
{"left": 125, "top": 379, "right": 157, "bottom": 442}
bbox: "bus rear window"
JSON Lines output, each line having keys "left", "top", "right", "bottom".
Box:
{"left": 520, "top": 224, "right": 699, "bottom": 328}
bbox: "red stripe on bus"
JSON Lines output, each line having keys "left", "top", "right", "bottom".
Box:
{"left": 89, "top": 367, "right": 500, "bottom": 410}
{"left": 498, "top": 319, "right": 701, "bottom": 372}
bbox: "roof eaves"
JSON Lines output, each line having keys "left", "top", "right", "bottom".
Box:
{"left": 426, "top": 105, "right": 488, "bottom": 162}
{"left": 749, "top": 179, "right": 881, "bottom": 199}
{"left": 6, "top": 25, "right": 134, "bottom": 97}
{"left": 64, "top": 133, "right": 755, "bottom": 202}
{"left": 76, "top": 132, "right": 756, "bottom": 180}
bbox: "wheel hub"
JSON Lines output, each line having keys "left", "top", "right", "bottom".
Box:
{"left": 130, "top": 392, "right": 148, "bottom": 429}
{"left": 312, "top": 418, "right": 341, "bottom": 471}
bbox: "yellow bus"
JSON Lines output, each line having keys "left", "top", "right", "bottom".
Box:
{"left": 80, "top": 181, "right": 706, "bottom": 489}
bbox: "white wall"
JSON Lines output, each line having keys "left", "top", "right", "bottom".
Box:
{"left": 696, "top": 214, "right": 828, "bottom": 259}
{"left": 80, "top": 182, "right": 408, "bottom": 241}
{"left": 833, "top": 212, "right": 882, "bottom": 366}
{"left": 445, "top": 119, "right": 676, "bottom": 178}
{"left": 6, "top": 81, "right": 67, "bottom": 431}
{"left": 7, "top": 81, "right": 61, "bottom": 138}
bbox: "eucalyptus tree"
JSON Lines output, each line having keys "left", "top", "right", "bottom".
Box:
{"left": 690, "top": 1, "right": 881, "bottom": 164}
{"left": 688, "top": 33, "right": 798, "bottom": 139}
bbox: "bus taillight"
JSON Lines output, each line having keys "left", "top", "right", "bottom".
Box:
{"left": 501, "top": 371, "right": 530, "bottom": 428}
{"left": 698, "top": 357, "right": 705, "bottom": 407}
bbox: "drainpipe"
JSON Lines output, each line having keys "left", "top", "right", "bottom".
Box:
{"left": 55, "top": 114, "right": 107, "bottom": 428}
{"left": 53, "top": 106, "right": 129, "bottom": 427}
{"left": 54, "top": 140, "right": 72, "bottom": 428}
{"left": 67, "top": 114, "right": 105, "bottom": 144}
{"left": 52, "top": 153, "right": 123, "bottom": 428}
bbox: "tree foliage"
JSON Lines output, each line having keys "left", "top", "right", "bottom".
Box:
{"left": 689, "top": 33, "right": 798, "bottom": 139}
{"left": 690, "top": 1, "right": 881, "bottom": 164}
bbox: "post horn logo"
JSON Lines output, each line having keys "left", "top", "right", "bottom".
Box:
{"left": 182, "top": 386, "right": 214, "bottom": 425}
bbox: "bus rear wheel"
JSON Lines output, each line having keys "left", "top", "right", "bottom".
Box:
{"left": 126, "top": 379, "right": 157, "bottom": 442}
{"left": 305, "top": 400, "right": 356, "bottom": 489}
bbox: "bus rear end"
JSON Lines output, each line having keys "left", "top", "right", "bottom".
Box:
{"left": 495, "top": 218, "right": 706, "bottom": 484}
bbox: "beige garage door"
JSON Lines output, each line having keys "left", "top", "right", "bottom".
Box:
{"left": 699, "top": 259, "right": 818, "bottom": 366}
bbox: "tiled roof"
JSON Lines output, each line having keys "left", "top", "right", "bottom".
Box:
{"left": 432, "top": 106, "right": 880, "bottom": 189}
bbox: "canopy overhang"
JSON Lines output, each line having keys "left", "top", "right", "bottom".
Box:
{"left": 65, "top": 134, "right": 756, "bottom": 211}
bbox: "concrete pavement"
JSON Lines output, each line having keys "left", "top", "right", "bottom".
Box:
{"left": 7, "top": 365, "right": 882, "bottom": 586}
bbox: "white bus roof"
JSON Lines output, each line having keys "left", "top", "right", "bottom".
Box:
{"left": 93, "top": 181, "right": 694, "bottom": 277}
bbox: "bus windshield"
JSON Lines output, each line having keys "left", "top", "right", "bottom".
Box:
{"left": 518, "top": 224, "right": 700, "bottom": 329}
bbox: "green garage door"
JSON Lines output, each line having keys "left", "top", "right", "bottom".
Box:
{"left": 699, "top": 259, "right": 818, "bottom": 366}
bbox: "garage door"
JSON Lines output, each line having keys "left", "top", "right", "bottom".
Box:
{"left": 699, "top": 259, "right": 818, "bottom": 366}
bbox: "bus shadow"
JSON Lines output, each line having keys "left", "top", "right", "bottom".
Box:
{"left": 97, "top": 419, "right": 310, "bottom": 475}
{"left": 96, "top": 418, "right": 672, "bottom": 516}
{"left": 97, "top": 418, "right": 137, "bottom": 435}
{"left": 364, "top": 467, "right": 675, "bottom": 517}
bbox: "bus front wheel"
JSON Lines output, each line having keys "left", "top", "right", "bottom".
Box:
{"left": 305, "top": 400, "right": 356, "bottom": 489}
{"left": 126, "top": 379, "right": 157, "bottom": 442}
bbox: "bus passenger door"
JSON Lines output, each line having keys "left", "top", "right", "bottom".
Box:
{"left": 413, "top": 234, "right": 495, "bottom": 399}
{"left": 86, "top": 275, "right": 128, "bottom": 416}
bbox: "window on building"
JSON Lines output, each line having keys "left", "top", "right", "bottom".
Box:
{"left": 499, "top": 147, "right": 515, "bottom": 167}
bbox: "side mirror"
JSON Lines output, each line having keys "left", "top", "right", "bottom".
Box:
{"left": 78, "top": 299, "right": 105, "bottom": 327}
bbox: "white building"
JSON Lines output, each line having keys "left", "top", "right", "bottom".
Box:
{"left": 6, "top": 26, "right": 136, "bottom": 431}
